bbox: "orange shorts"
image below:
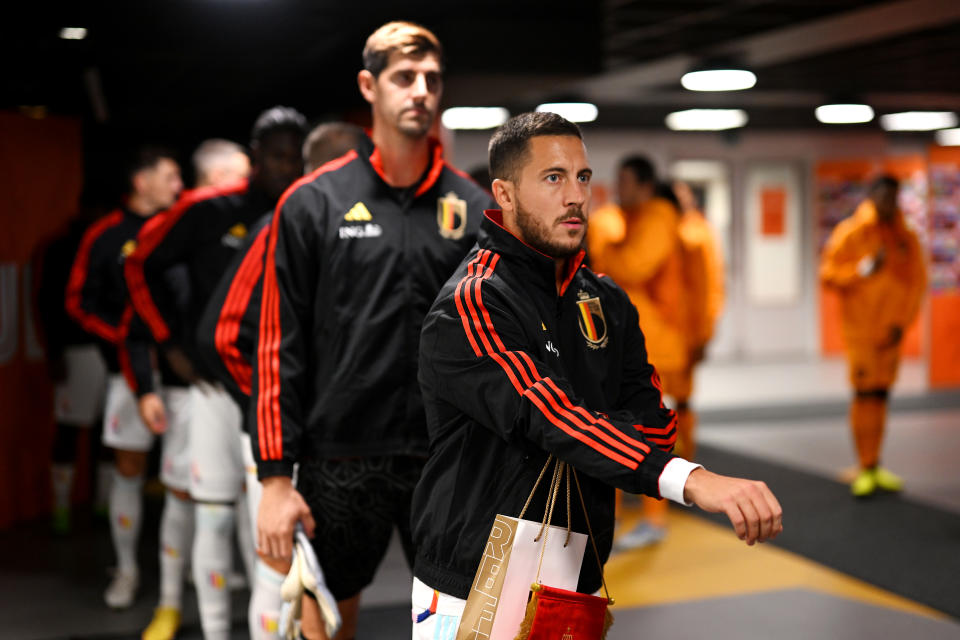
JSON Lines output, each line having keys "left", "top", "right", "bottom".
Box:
{"left": 847, "top": 343, "right": 901, "bottom": 391}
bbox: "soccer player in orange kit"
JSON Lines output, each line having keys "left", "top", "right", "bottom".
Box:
{"left": 588, "top": 157, "right": 690, "bottom": 547}
{"left": 820, "top": 175, "right": 926, "bottom": 497}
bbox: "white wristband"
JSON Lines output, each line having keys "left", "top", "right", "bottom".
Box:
{"left": 659, "top": 458, "right": 703, "bottom": 506}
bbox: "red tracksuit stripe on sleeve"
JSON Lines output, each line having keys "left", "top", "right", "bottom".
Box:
{"left": 216, "top": 226, "right": 268, "bottom": 395}
{"left": 65, "top": 211, "right": 125, "bottom": 343}
{"left": 454, "top": 250, "right": 646, "bottom": 470}
{"left": 257, "top": 151, "right": 360, "bottom": 461}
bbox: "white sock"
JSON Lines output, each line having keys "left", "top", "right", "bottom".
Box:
{"left": 51, "top": 464, "right": 74, "bottom": 513}
{"left": 96, "top": 462, "right": 113, "bottom": 512}
{"left": 158, "top": 492, "right": 194, "bottom": 609}
{"left": 193, "top": 502, "right": 235, "bottom": 639}
{"left": 235, "top": 493, "right": 257, "bottom": 583}
{"left": 109, "top": 473, "right": 144, "bottom": 575}
{"left": 248, "top": 560, "right": 285, "bottom": 640}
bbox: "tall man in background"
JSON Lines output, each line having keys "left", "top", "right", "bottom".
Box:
{"left": 820, "top": 175, "right": 926, "bottom": 498}
{"left": 66, "top": 147, "right": 185, "bottom": 610}
{"left": 252, "top": 22, "right": 494, "bottom": 639}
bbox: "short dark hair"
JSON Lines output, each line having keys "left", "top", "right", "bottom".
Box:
{"left": 488, "top": 112, "right": 583, "bottom": 183}
{"left": 363, "top": 21, "right": 443, "bottom": 78}
{"left": 870, "top": 174, "right": 899, "bottom": 193}
{"left": 619, "top": 155, "right": 656, "bottom": 184}
{"left": 302, "top": 122, "right": 365, "bottom": 172}
{"left": 250, "top": 106, "right": 308, "bottom": 148}
{"left": 125, "top": 144, "right": 176, "bottom": 189}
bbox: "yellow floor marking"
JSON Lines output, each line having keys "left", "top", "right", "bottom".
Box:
{"left": 606, "top": 508, "right": 946, "bottom": 620}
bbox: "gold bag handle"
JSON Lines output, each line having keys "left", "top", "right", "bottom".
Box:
{"left": 518, "top": 455, "right": 612, "bottom": 604}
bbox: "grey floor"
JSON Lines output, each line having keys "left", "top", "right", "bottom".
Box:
{"left": 3, "top": 357, "right": 959, "bottom": 639}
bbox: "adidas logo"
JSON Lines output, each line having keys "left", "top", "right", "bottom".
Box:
{"left": 344, "top": 202, "right": 372, "bottom": 222}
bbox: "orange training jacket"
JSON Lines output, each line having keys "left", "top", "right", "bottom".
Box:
{"left": 820, "top": 199, "right": 926, "bottom": 349}
{"left": 589, "top": 198, "right": 689, "bottom": 372}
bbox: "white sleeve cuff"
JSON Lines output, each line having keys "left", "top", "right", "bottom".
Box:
{"left": 658, "top": 458, "right": 703, "bottom": 506}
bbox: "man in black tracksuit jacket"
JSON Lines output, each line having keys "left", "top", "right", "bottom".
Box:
{"left": 409, "top": 113, "right": 783, "bottom": 633}
{"left": 252, "top": 22, "right": 497, "bottom": 637}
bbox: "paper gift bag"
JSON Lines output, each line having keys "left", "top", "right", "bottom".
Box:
{"left": 456, "top": 514, "right": 586, "bottom": 640}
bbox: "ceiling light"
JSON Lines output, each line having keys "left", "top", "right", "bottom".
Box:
{"left": 936, "top": 128, "right": 960, "bottom": 146}
{"left": 535, "top": 103, "right": 598, "bottom": 123}
{"left": 880, "top": 111, "right": 957, "bottom": 131}
{"left": 59, "top": 27, "right": 87, "bottom": 40}
{"left": 681, "top": 69, "right": 756, "bottom": 92}
{"left": 815, "top": 104, "right": 874, "bottom": 124}
{"left": 666, "top": 109, "right": 748, "bottom": 131}
{"left": 441, "top": 107, "right": 509, "bottom": 130}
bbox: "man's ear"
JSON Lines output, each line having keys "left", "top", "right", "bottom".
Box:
{"left": 491, "top": 178, "right": 515, "bottom": 213}
{"left": 131, "top": 170, "right": 148, "bottom": 197}
{"left": 357, "top": 70, "right": 376, "bottom": 105}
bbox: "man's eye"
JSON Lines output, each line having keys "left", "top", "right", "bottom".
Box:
{"left": 578, "top": 174, "right": 591, "bottom": 183}
{"left": 546, "top": 175, "right": 560, "bottom": 183}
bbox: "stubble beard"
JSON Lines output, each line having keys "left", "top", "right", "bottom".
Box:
{"left": 515, "top": 200, "right": 586, "bottom": 259}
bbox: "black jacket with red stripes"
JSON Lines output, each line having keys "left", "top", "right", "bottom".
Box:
{"left": 66, "top": 208, "right": 150, "bottom": 373}
{"left": 411, "top": 210, "right": 679, "bottom": 599}
{"left": 125, "top": 180, "right": 275, "bottom": 377}
{"left": 252, "top": 136, "right": 494, "bottom": 477}
{"left": 195, "top": 214, "right": 271, "bottom": 407}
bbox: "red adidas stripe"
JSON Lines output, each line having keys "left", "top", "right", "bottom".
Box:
{"left": 257, "top": 150, "right": 359, "bottom": 461}
{"left": 65, "top": 210, "right": 125, "bottom": 343}
{"left": 453, "top": 249, "right": 648, "bottom": 470}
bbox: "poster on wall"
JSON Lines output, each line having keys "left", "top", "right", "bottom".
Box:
{"left": 928, "top": 147, "right": 960, "bottom": 292}
{"left": 745, "top": 162, "right": 802, "bottom": 306}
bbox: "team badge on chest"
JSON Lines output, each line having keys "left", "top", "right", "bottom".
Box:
{"left": 437, "top": 191, "right": 467, "bottom": 240}
{"left": 576, "top": 289, "right": 608, "bottom": 349}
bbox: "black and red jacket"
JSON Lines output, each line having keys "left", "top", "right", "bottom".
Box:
{"left": 252, "top": 135, "right": 495, "bottom": 477}
{"left": 195, "top": 214, "right": 271, "bottom": 407}
{"left": 411, "top": 210, "right": 679, "bottom": 599}
{"left": 125, "top": 180, "right": 276, "bottom": 377}
{"left": 65, "top": 208, "right": 149, "bottom": 374}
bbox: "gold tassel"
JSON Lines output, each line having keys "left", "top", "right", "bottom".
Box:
{"left": 513, "top": 584, "right": 541, "bottom": 640}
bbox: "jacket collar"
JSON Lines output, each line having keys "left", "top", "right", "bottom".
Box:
{"left": 479, "top": 209, "right": 585, "bottom": 298}
{"left": 356, "top": 132, "right": 445, "bottom": 199}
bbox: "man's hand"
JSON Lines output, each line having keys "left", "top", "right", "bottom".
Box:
{"left": 164, "top": 346, "right": 198, "bottom": 383}
{"left": 258, "top": 476, "right": 316, "bottom": 561}
{"left": 683, "top": 468, "right": 783, "bottom": 545}
{"left": 138, "top": 392, "right": 168, "bottom": 434}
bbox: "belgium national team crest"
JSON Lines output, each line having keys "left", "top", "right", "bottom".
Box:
{"left": 437, "top": 191, "right": 467, "bottom": 240}
{"left": 576, "top": 290, "right": 608, "bottom": 349}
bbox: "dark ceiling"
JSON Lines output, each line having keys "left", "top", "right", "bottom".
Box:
{"left": 7, "top": 0, "right": 960, "bottom": 158}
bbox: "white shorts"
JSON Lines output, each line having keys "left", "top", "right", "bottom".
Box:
{"left": 411, "top": 577, "right": 466, "bottom": 640}
{"left": 101, "top": 375, "right": 192, "bottom": 490}
{"left": 102, "top": 375, "right": 151, "bottom": 451}
{"left": 54, "top": 345, "right": 107, "bottom": 426}
{"left": 159, "top": 386, "right": 192, "bottom": 492}
{"left": 188, "top": 384, "right": 245, "bottom": 502}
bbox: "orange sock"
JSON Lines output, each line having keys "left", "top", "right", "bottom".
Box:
{"left": 851, "top": 395, "right": 886, "bottom": 468}
{"left": 675, "top": 407, "right": 697, "bottom": 460}
{"left": 642, "top": 495, "right": 669, "bottom": 528}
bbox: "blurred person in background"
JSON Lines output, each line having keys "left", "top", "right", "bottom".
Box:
{"left": 65, "top": 146, "right": 184, "bottom": 610}
{"left": 673, "top": 179, "right": 726, "bottom": 460}
{"left": 119, "top": 136, "right": 252, "bottom": 640}
{"left": 588, "top": 157, "right": 691, "bottom": 550}
{"left": 125, "top": 107, "right": 307, "bottom": 640}
{"left": 820, "top": 175, "right": 926, "bottom": 498}
{"left": 192, "top": 121, "right": 363, "bottom": 640}
{"left": 37, "top": 186, "right": 112, "bottom": 534}
{"left": 193, "top": 138, "right": 251, "bottom": 188}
